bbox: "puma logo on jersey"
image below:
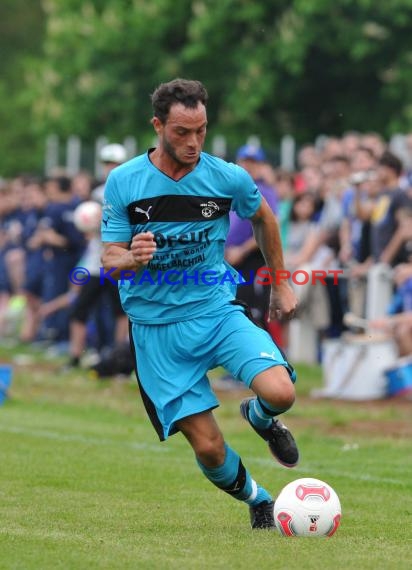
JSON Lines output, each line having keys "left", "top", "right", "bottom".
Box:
{"left": 260, "top": 351, "right": 277, "bottom": 360}
{"left": 134, "top": 205, "right": 153, "bottom": 220}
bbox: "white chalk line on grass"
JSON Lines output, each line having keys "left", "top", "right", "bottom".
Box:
{"left": 0, "top": 525, "right": 93, "bottom": 542}
{"left": 1, "top": 424, "right": 408, "bottom": 487}
{"left": 246, "top": 456, "right": 409, "bottom": 487}
{"left": 0, "top": 424, "right": 168, "bottom": 453}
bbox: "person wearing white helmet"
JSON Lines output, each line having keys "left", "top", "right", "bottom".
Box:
{"left": 100, "top": 143, "right": 127, "bottom": 165}
{"left": 62, "top": 143, "right": 129, "bottom": 370}
{"left": 92, "top": 144, "right": 127, "bottom": 204}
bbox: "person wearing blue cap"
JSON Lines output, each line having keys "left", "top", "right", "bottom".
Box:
{"left": 236, "top": 144, "right": 267, "bottom": 163}
{"left": 225, "top": 143, "right": 279, "bottom": 330}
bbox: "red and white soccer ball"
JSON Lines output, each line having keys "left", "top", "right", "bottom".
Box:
{"left": 73, "top": 200, "right": 102, "bottom": 233}
{"left": 274, "top": 478, "right": 341, "bottom": 537}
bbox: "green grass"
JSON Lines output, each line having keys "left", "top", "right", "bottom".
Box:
{"left": 1, "top": 344, "right": 412, "bottom": 569}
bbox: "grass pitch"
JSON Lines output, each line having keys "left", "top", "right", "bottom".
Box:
{"left": 0, "top": 344, "right": 411, "bottom": 570}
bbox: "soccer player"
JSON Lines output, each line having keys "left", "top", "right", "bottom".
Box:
{"left": 101, "top": 78, "right": 299, "bottom": 529}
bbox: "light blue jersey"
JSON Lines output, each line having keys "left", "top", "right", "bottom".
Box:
{"left": 101, "top": 151, "right": 262, "bottom": 324}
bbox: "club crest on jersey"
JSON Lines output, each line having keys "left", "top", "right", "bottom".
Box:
{"left": 200, "top": 201, "right": 219, "bottom": 218}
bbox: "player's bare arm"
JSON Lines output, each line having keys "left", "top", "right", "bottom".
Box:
{"left": 101, "top": 232, "right": 157, "bottom": 280}
{"left": 251, "top": 197, "right": 298, "bottom": 321}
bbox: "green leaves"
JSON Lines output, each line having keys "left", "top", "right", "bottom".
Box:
{"left": 3, "top": 0, "right": 412, "bottom": 176}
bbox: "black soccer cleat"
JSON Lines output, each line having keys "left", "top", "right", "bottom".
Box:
{"left": 249, "top": 500, "right": 276, "bottom": 530}
{"left": 240, "top": 397, "right": 299, "bottom": 468}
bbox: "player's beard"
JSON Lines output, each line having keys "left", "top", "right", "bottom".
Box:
{"left": 163, "top": 136, "right": 200, "bottom": 168}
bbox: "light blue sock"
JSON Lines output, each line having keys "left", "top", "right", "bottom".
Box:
{"left": 197, "top": 443, "right": 272, "bottom": 506}
{"left": 250, "top": 486, "right": 273, "bottom": 507}
{"left": 248, "top": 397, "right": 289, "bottom": 430}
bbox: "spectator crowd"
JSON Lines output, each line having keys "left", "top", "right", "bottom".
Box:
{"left": 1, "top": 133, "right": 412, "bottom": 375}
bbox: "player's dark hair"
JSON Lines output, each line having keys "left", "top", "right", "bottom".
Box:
{"left": 151, "top": 78, "right": 208, "bottom": 123}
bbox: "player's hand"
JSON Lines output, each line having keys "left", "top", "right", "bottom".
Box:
{"left": 268, "top": 282, "right": 298, "bottom": 321}
{"left": 130, "top": 232, "right": 157, "bottom": 266}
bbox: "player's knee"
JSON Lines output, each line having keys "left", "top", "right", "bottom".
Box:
{"left": 270, "top": 382, "right": 295, "bottom": 411}
{"left": 253, "top": 365, "right": 296, "bottom": 410}
{"left": 261, "top": 377, "right": 295, "bottom": 411}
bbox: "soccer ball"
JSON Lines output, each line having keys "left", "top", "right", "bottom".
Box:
{"left": 274, "top": 478, "right": 341, "bottom": 537}
{"left": 73, "top": 200, "right": 102, "bottom": 233}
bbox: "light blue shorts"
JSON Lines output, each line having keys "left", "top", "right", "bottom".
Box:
{"left": 129, "top": 302, "right": 296, "bottom": 440}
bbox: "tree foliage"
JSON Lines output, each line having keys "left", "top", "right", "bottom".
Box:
{"left": 0, "top": 0, "right": 45, "bottom": 176}
{"left": 3, "top": 0, "right": 412, "bottom": 175}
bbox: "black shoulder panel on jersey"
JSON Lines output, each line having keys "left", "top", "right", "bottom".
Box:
{"left": 127, "top": 195, "right": 232, "bottom": 225}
